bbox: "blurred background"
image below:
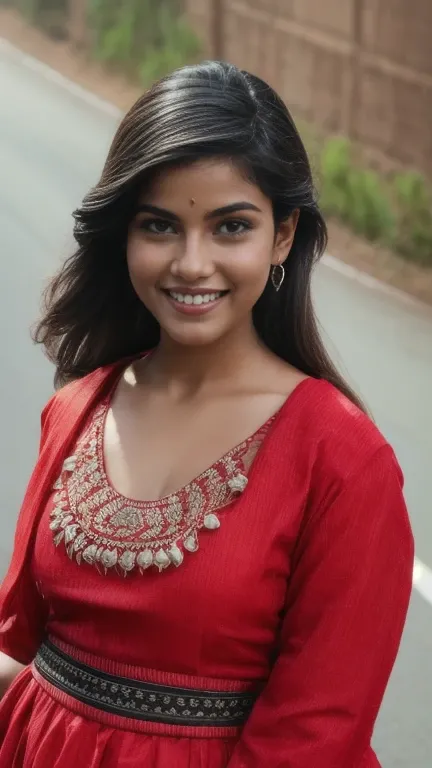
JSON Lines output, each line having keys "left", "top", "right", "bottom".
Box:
{"left": 0, "top": 1, "right": 431, "bottom": 765}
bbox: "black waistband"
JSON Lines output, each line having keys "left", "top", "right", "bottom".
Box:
{"left": 34, "top": 641, "right": 256, "bottom": 727}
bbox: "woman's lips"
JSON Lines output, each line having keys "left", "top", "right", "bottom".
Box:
{"left": 161, "top": 288, "right": 229, "bottom": 316}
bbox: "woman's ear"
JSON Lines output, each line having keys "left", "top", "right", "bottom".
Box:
{"left": 271, "top": 209, "right": 300, "bottom": 265}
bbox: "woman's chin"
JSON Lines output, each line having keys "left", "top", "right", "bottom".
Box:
{"left": 160, "top": 321, "right": 228, "bottom": 349}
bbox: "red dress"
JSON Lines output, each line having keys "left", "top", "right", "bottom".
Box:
{"left": 0, "top": 365, "right": 414, "bottom": 767}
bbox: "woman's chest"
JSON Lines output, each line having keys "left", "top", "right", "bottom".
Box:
{"left": 103, "top": 393, "right": 279, "bottom": 502}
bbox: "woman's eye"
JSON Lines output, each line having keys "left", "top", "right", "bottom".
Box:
{"left": 141, "top": 219, "right": 176, "bottom": 235}
{"left": 218, "top": 220, "right": 251, "bottom": 236}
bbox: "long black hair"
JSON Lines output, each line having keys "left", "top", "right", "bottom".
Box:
{"left": 35, "top": 60, "right": 363, "bottom": 408}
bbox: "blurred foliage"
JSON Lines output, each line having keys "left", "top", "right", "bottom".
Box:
{"left": 3, "top": 0, "right": 200, "bottom": 77}
{"left": 9, "top": 0, "right": 69, "bottom": 38}
{"left": 89, "top": 0, "right": 201, "bottom": 85}
{"left": 320, "top": 138, "right": 395, "bottom": 244}
{"left": 319, "top": 137, "right": 432, "bottom": 266}
{"left": 393, "top": 172, "right": 432, "bottom": 266}
{"left": 138, "top": 7, "right": 202, "bottom": 86}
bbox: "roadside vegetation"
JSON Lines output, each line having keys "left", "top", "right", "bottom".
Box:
{"left": 2, "top": 0, "right": 201, "bottom": 86}
{"left": 319, "top": 137, "right": 432, "bottom": 266}
{"left": 2, "top": 0, "right": 431, "bottom": 267}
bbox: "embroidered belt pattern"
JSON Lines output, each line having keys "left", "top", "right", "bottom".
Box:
{"left": 34, "top": 641, "right": 256, "bottom": 727}
{"left": 50, "top": 397, "right": 272, "bottom": 575}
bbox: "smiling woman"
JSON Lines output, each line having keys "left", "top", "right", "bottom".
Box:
{"left": 0, "top": 61, "right": 413, "bottom": 768}
{"left": 126, "top": 160, "right": 297, "bottom": 344}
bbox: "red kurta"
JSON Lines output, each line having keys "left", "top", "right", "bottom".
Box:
{"left": 0, "top": 364, "right": 414, "bottom": 767}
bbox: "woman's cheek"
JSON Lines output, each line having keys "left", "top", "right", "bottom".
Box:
{"left": 127, "top": 241, "right": 155, "bottom": 279}
{"left": 223, "top": 245, "right": 272, "bottom": 283}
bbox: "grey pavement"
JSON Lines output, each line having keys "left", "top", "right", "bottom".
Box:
{"left": 0, "top": 41, "right": 431, "bottom": 766}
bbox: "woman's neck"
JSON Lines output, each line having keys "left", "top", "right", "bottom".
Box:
{"left": 138, "top": 324, "right": 269, "bottom": 398}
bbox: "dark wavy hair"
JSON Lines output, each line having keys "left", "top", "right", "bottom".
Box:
{"left": 35, "top": 60, "right": 363, "bottom": 408}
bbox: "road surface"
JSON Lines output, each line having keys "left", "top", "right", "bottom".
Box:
{"left": 1, "top": 39, "right": 431, "bottom": 766}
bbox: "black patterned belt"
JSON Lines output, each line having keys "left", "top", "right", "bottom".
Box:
{"left": 34, "top": 641, "right": 257, "bottom": 727}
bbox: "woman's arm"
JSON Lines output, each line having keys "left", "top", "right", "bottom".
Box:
{"left": 228, "top": 445, "right": 414, "bottom": 768}
{"left": 0, "top": 652, "right": 24, "bottom": 700}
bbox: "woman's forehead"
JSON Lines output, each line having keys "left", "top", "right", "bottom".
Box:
{"left": 137, "top": 159, "right": 269, "bottom": 209}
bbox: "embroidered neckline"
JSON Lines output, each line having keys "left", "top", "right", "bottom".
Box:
{"left": 50, "top": 397, "right": 274, "bottom": 575}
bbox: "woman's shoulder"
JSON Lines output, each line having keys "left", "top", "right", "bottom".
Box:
{"left": 45, "top": 351, "right": 149, "bottom": 415}
{"left": 41, "top": 362, "right": 121, "bottom": 425}
{"left": 273, "top": 377, "right": 395, "bottom": 486}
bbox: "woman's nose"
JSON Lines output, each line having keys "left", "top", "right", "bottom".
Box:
{"left": 170, "top": 234, "right": 214, "bottom": 281}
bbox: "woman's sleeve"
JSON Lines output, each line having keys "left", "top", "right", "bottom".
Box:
{"left": 228, "top": 444, "right": 414, "bottom": 768}
{"left": 0, "top": 570, "right": 48, "bottom": 665}
{"left": 0, "top": 404, "right": 52, "bottom": 665}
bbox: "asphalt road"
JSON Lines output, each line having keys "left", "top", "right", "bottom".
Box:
{"left": 1, "top": 40, "right": 431, "bottom": 766}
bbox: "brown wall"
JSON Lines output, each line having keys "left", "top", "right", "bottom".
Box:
{"left": 185, "top": 0, "right": 432, "bottom": 175}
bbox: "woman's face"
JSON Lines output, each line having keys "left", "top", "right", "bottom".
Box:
{"left": 127, "top": 159, "right": 297, "bottom": 347}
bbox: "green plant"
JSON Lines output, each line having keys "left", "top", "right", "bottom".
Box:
{"left": 319, "top": 137, "right": 352, "bottom": 221}
{"left": 89, "top": 0, "right": 201, "bottom": 82}
{"left": 17, "top": 0, "right": 38, "bottom": 22}
{"left": 393, "top": 171, "right": 432, "bottom": 265}
{"left": 15, "top": 0, "right": 68, "bottom": 37}
{"left": 139, "top": 8, "right": 201, "bottom": 86}
{"left": 347, "top": 168, "right": 395, "bottom": 243}
{"left": 319, "top": 137, "right": 395, "bottom": 244}
{"left": 93, "top": 3, "right": 136, "bottom": 68}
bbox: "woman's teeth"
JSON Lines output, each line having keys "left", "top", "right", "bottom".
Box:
{"left": 168, "top": 291, "right": 224, "bottom": 305}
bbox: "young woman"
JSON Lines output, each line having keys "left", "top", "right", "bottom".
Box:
{"left": 0, "top": 61, "right": 413, "bottom": 767}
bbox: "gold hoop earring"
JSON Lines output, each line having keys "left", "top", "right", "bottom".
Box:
{"left": 271, "top": 263, "right": 285, "bottom": 292}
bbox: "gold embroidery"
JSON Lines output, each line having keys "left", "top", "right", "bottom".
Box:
{"left": 50, "top": 399, "right": 273, "bottom": 575}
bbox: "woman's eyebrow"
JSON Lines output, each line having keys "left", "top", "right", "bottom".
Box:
{"left": 135, "top": 201, "right": 262, "bottom": 221}
{"left": 205, "top": 202, "right": 262, "bottom": 219}
{"left": 135, "top": 204, "right": 180, "bottom": 222}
